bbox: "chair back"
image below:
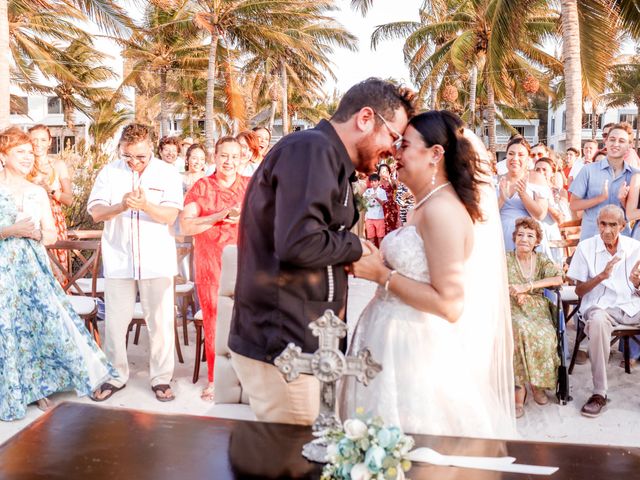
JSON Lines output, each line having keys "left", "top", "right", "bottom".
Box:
{"left": 47, "top": 239, "right": 102, "bottom": 296}
{"left": 213, "top": 245, "right": 249, "bottom": 404}
{"left": 549, "top": 219, "right": 581, "bottom": 259}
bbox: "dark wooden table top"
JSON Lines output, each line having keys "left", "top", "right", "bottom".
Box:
{"left": 1, "top": 402, "right": 639, "bottom": 479}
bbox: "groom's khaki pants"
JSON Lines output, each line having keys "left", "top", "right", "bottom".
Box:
{"left": 584, "top": 306, "right": 640, "bottom": 396}
{"left": 231, "top": 352, "right": 320, "bottom": 425}
{"left": 104, "top": 277, "right": 175, "bottom": 388}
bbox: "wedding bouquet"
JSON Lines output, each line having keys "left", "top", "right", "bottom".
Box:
{"left": 320, "top": 410, "right": 414, "bottom": 480}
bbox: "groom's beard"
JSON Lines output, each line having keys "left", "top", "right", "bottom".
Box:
{"left": 354, "top": 132, "right": 390, "bottom": 174}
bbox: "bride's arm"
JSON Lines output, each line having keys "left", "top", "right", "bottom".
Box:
{"left": 352, "top": 197, "right": 470, "bottom": 323}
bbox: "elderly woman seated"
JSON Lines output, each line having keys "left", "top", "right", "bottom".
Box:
{"left": 507, "top": 217, "right": 563, "bottom": 418}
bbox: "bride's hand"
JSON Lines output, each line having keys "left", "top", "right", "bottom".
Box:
{"left": 352, "top": 245, "right": 387, "bottom": 284}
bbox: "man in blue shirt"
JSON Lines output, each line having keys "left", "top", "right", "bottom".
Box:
{"left": 569, "top": 124, "right": 638, "bottom": 240}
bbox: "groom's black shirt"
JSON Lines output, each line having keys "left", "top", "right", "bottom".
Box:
{"left": 229, "top": 120, "right": 362, "bottom": 364}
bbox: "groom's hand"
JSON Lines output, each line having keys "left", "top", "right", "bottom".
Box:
{"left": 360, "top": 238, "right": 375, "bottom": 257}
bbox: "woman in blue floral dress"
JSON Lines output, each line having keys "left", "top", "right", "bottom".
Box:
{"left": 0, "top": 127, "right": 114, "bottom": 421}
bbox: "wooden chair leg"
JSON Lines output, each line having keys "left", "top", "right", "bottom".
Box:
{"left": 569, "top": 321, "right": 586, "bottom": 374}
{"left": 174, "top": 321, "right": 184, "bottom": 364}
{"left": 133, "top": 323, "right": 142, "bottom": 345}
{"left": 624, "top": 336, "right": 631, "bottom": 374}
{"left": 181, "top": 298, "right": 189, "bottom": 346}
{"left": 193, "top": 323, "right": 202, "bottom": 384}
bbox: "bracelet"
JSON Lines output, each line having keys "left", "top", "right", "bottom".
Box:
{"left": 384, "top": 269, "right": 397, "bottom": 291}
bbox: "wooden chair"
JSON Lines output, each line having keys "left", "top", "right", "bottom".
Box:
{"left": 46, "top": 239, "right": 102, "bottom": 346}
{"left": 126, "top": 301, "right": 184, "bottom": 364}
{"left": 568, "top": 298, "right": 640, "bottom": 374}
{"left": 175, "top": 241, "right": 196, "bottom": 346}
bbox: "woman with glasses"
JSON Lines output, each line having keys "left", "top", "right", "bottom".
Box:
{"left": 498, "top": 137, "right": 550, "bottom": 251}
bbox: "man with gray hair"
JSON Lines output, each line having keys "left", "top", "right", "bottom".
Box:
{"left": 567, "top": 204, "right": 640, "bottom": 417}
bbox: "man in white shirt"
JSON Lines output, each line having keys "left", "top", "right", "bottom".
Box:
{"left": 363, "top": 173, "right": 387, "bottom": 248}
{"left": 567, "top": 205, "right": 640, "bottom": 418}
{"left": 88, "top": 124, "right": 183, "bottom": 402}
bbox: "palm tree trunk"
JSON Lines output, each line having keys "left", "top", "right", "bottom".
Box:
{"left": 160, "top": 70, "right": 168, "bottom": 138}
{"left": 0, "top": 0, "right": 10, "bottom": 130}
{"left": 280, "top": 60, "right": 289, "bottom": 135}
{"left": 205, "top": 34, "right": 219, "bottom": 151}
{"left": 561, "top": 0, "right": 582, "bottom": 151}
{"left": 188, "top": 104, "right": 193, "bottom": 136}
{"left": 430, "top": 78, "right": 438, "bottom": 110}
{"left": 268, "top": 100, "right": 277, "bottom": 132}
{"left": 469, "top": 64, "right": 478, "bottom": 128}
{"left": 486, "top": 74, "right": 497, "bottom": 157}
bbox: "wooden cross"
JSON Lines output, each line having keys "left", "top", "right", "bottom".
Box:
{"left": 275, "top": 309, "right": 382, "bottom": 432}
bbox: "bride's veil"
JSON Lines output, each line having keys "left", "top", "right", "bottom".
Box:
{"left": 457, "top": 129, "right": 516, "bottom": 438}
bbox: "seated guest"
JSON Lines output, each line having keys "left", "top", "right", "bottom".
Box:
{"left": 507, "top": 218, "right": 563, "bottom": 418}
{"left": 158, "top": 135, "right": 184, "bottom": 172}
{"left": 88, "top": 124, "right": 183, "bottom": 403}
{"left": 0, "top": 127, "right": 113, "bottom": 421}
{"left": 179, "top": 136, "right": 248, "bottom": 401}
{"left": 569, "top": 124, "right": 638, "bottom": 241}
{"left": 567, "top": 205, "right": 640, "bottom": 417}
{"left": 182, "top": 143, "right": 207, "bottom": 194}
{"left": 498, "top": 136, "right": 549, "bottom": 251}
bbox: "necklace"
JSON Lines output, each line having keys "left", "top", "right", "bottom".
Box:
{"left": 515, "top": 253, "right": 535, "bottom": 280}
{"left": 414, "top": 182, "right": 451, "bottom": 210}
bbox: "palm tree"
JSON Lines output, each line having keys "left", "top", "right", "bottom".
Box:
{"left": 605, "top": 57, "right": 640, "bottom": 149}
{"left": 190, "top": 0, "right": 336, "bottom": 149}
{"left": 367, "top": 0, "right": 560, "bottom": 155}
{"left": 22, "top": 39, "right": 118, "bottom": 135}
{"left": 0, "top": 0, "right": 9, "bottom": 129}
{"left": 121, "top": 2, "right": 207, "bottom": 137}
{"left": 87, "top": 92, "right": 132, "bottom": 157}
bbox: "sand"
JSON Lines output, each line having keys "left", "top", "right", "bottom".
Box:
{"left": 1, "top": 278, "right": 639, "bottom": 448}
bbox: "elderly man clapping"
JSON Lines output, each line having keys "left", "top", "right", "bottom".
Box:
{"left": 567, "top": 204, "right": 640, "bottom": 418}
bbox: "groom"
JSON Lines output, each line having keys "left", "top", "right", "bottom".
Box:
{"left": 229, "top": 78, "right": 415, "bottom": 425}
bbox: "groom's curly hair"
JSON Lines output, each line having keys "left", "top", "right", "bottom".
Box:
{"left": 409, "top": 111, "right": 484, "bottom": 223}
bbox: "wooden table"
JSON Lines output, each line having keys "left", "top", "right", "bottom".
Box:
{"left": 1, "top": 403, "right": 639, "bottom": 479}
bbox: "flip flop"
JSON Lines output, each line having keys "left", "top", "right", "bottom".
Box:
{"left": 152, "top": 384, "right": 175, "bottom": 402}
{"left": 200, "top": 385, "right": 215, "bottom": 402}
{"left": 91, "top": 383, "right": 126, "bottom": 402}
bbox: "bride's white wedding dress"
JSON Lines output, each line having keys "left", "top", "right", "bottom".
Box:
{"left": 340, "top": 183, "right": 516, "bottom": 439}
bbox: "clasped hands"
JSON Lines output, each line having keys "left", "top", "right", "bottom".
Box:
{"left": 10, "top": 217, "right": 42, "bottom": 241}
{"left": 346, "top": 239, "right": 388, "bottom": 284}
{"left": 121, "top": 188, "right": 148, "bottom": 212}
{"left": 509, "top": 283, "right": 532, "bottom": 306}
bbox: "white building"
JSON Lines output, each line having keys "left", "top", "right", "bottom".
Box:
{"left": 9, "top": 91, "right": 91, "bottom": 153}
{"left": 478, "top": 118, "right": 540, "bottom": 161}
{"left": 547, "top": 102, "right": 638, "bottom": 152}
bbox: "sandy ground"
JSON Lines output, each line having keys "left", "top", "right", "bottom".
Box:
{"left": 2, "top": 278, "right": 640, "bottom": 448}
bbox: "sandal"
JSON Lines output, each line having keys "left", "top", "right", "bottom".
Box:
{"left": 91, "top": 383, "right": 126, "bottom": 402}
{"left": 515, "top": 387, "right": 528, "bottom": 419}
{"left": 152, "top": 384, "right": 175, "bottom": 402}
{"left": 36, "top": 397, "right": 53, "bottom": 412}
{"left": 531, "top": 386, "right": 549, "bottom": 406}
{"left": 200, "top": 384, "right": 215, "bottom": 402}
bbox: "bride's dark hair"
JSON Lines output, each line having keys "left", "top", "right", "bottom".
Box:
{"left": 409, "top": 110, "right": 483, "bottom": 222}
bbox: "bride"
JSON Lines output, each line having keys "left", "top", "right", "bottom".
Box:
{"left": 340, "top": 111, "right": 516, "bottom": 439}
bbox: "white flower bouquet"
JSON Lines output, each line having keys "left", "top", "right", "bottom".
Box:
{"left": 320, "top": 410, "right": 415, "bottom": 480}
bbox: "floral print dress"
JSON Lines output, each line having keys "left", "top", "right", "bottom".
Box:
{"left": 0, "top": 187, "right": 114, "bottom": 421}
{"left": 506, "top": 251, "right": 561, "bottom": 389}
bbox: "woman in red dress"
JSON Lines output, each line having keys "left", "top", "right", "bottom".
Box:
{"left": 179, "top": 137, "right": 248, "bottom": 401}
{"left": 378, "top": 163, "right": 400, "bottom": 234}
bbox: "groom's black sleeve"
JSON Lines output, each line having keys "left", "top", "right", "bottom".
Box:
{"left": 271, "top": 136, "right": 362, "bottom": 269}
